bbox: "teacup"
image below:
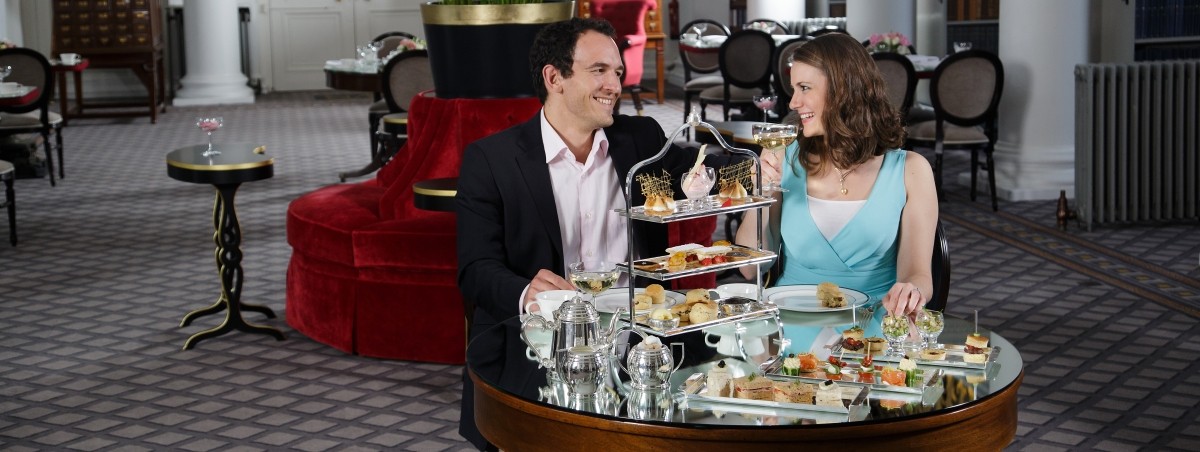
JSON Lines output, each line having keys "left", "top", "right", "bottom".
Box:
{"left": 681, "top": 32, "right": 699, "bottom": 45}
{"left": 705, "top": 331, "right": 766, "bottom": 357}
{"left": 60, "top": 53, "right": 80, "bottom": 65}
{"left": 527, "top": 290, "right": 575, "bottom": 320}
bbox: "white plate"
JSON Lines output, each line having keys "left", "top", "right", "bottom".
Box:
{"left": 716, "top": 283, "right": 759, "bottom": 299}
{"left": 763, "top": 285, "right": 869, "bottom": 312}
{"left": 701, "top": 35, "right": 727, "bottom": 45}
{"left": 593, "top": 288, "right": 684, "bottom": 314}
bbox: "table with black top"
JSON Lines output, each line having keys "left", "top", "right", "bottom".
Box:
{"left": 469, "top": 309, "right": 1022, "bottom": 451}
{"left": 166, "top": 143, "right": 285, "bottom": 350}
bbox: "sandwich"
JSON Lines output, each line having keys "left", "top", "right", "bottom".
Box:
{"left": 963, "top": 333, "right": 989, "bottom": 364}
{"left": 706, "top": 360, "right": 731, "bottom": 397}
{"left": 732, "top": 374, "right": 774, "bottom": 400}
{"left": 773, "top": 380, "right": 815, "bottom": 404}
{"left": 814, "top": 380, "right": 843, "bottom": 407}
{"left": 841, "top": 326, "right": 865, "bottom": 352}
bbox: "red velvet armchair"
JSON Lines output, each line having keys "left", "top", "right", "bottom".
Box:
{"left": 589, "top": 0, "right": 657, "bottom": 115}
{"left": 286, "top": 93, "right": 542, "bottom": 363}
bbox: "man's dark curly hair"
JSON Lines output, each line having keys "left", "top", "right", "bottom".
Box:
{"left": 529, "top": 17, "right": 617, "bottom": 103}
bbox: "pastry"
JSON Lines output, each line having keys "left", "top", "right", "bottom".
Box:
{"left": 718, "top": 180, "right": 749, "bottom": 203}
{"left": 732, "top": 374, "right": 774, "bottom": 400}
{"left": 633, "top": 293, "right": 653, "bottom": 311}
{"left": 864, "top": 337, "right": 887, "bottom": 356}
{"left": 814, "top": 380, "right": 843, "bottom": 407}
{"left": 645, "top": 283, "right": 666, "bottom": 304}
{"left": 706, "top": 360, "right": 731, "bottom": 397}
{"left": 666, "top": 252, "right": 688, "bottom": 272}
{"left": 689, "top": 301, "right": 719, "bottom": 323}
{"left": 633, "top": 260, "right": 661, "bottom": 272}
{"left": 644, "top": 194, "right": 677, "bottom": 216}
{"left": 797, "top": 353, "right": 820, "bottom": 373}
{"left": 816, "top": 282, "right": 847, "bottom": 308}
{"left": 919, "top": 348, "right": 947, "bottom": 361}
{"left": 773, "top": 380, "right": 815, "bottom": 404}
{"left": 685, "top": 288, "right": 712, "bottom": 304}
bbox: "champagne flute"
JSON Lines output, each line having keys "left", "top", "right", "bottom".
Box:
{"left": 915, "top": 309, "right": 944, "bottom": 349}
{"left": 681, "top": 167, "right": 716, "bottom": 211}
{"left": 568, "top": 261, "right": 620, "bottom": 303}
{"left": 752, "top": 94, "right": 776, "bottom": 122}
{"left": 752, "top": 123, "right": 797, "bottom": 193}
{"left": 196, "top": 117, "right": 223, "bottom": 157}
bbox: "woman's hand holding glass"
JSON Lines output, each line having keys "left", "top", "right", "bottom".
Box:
{"left": 752, "top": 123, "right": 794, "bottom": 193}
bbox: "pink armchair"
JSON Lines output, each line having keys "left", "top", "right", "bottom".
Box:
{"left": 589, "top": 0, "right": 657, "bottom": 115}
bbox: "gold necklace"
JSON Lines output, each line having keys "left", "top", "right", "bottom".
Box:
{"left": 836, "top": 166, "right": 855, "bottom": 195}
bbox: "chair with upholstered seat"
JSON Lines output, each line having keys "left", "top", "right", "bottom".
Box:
{"left": 589, "top": 0, "right": 657, "bottom": 115}
{"left": 698, "top": 29, "right": 775, "bottom": 122}
{"left": 871, "top": 52, "right": 918, "bottom": 124}
{"left": 0, "top": 48, "right": 62, "bottom": 186}
{"left": 373, "top": 50, "right": 433, "bottom": 171}
{"left": 679, "top": 19, "right": 729, "bottom": 130}
{"left": 926, "top": 220, "right": 951, "bottom": 312}
{"left": 906, "top": 49, "right": 1004, "bottom": 211}
{"left": 745, "top": 18, "right": 790, "bottom": 35}
{"left": 364, "top": 31, "right": 417, "bottom": 171}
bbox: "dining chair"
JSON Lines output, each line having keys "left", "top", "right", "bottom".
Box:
{"left": 589, "top": 0, "right": 657, "bottom": 115}
{"left": 906, "top": 49, "right": 1005, "bottom": 211}
{"left": 871, "top": 52, "right": 918, "bottom": 124}
{"left": 771, "top": 36, "right": 809, "bottom": 118}
{"left": 0, "top": 160, "right": 14, "bottom": 246}
{"left": 926, "top": 219, "right": 951, "bottom": 312}
{"left": 375, "top": 50, "right": 432, "bottom": 169}
{"left": 679, "top": 19, "right": 729, "bottom": 131}
{"left": 0, "top": 48, "right": 61, "bottom": 186}
{"left": 744, "top": 18, "right": 790, "bottom": 35}
{"left": 698, "top": 29, "right": 775, "bottom": 122}
{"left": 366, "top": 31, "right": 418, "bottom": 164}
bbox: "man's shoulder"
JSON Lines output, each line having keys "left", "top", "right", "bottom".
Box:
{"left": 611, "top": 114, "right": 662, "bottom": 134}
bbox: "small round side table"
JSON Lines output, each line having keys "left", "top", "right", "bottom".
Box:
{"left": 166, "top": 143, "right": 285, "bottom": 350}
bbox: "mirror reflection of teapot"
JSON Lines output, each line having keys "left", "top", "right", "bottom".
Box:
{"left": 617, "top": 332, "right": 684, "bottom": 391}
{"left": 625, "top": 387, "right": 674, "bottom": 421}
{"left": 521, "top": 295, "right": 625, "bottom": 370}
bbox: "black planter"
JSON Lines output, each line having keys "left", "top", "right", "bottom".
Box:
{"left": 421, "top": 2, "right": 575, "bottom": 99}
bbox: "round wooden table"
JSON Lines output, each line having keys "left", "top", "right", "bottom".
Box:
{"left": 167, "top": 143, "right": 285, "bottom": 350}
{"left": 469, "top": 313, "right": 1021, "bottom": 451}
{"left": 324, "top": 67, "right": 380, "bottom": 92}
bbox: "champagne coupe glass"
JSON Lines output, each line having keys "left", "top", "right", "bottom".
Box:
{"left": 915, "top": 309, "right": 945, "bottom": 349}
{"left": 752, "top": 94, "right": 777, "bottom": 122}
{"left": 568, "top": 261, "right": 620, "bottom": 303}
{"left": 681, "top": 167, "right": 716, "bottom": 211}
{"left": 752, "top": 123, "right": 797, "bottom": 193}
{"left": 881, "top": 313, "right": 910, "bottom": 358}
{"left": 693, "top": 23, "right": 709, "bottom": 37}
{"left": 196, "top": 117, "right": 223, "bottom": 157}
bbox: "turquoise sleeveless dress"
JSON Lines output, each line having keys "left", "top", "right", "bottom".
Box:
{"left": 774, "top": 144, "right": 908, "bottom": 354}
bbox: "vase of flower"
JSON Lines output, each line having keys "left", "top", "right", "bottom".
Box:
{"left": 421, "top": 1, "right": 576, "bottom": 99}
{"left": 868, "top": 31, "right": 912, "bottom": 55}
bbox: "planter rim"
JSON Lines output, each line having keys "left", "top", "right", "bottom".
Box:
{"left": 420, "top": 2, "right": 576, "bottom": 26}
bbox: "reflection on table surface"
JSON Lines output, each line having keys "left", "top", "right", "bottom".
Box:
{"left": 468, "top": 299, "right": 1022, "bottom": 428}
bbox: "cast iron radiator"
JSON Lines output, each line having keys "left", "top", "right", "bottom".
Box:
{"left": 1074, "top": 60, "right": 1200, "bottom": 230}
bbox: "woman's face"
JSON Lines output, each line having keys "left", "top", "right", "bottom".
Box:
{"left": 788, "top": 61, "right": 828, "bottom": 138}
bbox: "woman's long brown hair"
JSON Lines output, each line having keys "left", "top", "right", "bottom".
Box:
{"left": 788, "top": 33, "right": 905, "bottom": 177}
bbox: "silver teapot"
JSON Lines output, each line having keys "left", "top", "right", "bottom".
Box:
{"left": 521, "top": 295, "right": 625, "bottom": 370}
{"left": 617, "top": 332, "right": 685, "bottom": 390}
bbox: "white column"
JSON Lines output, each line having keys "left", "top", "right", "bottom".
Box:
{"left": 912, "top": 0, "right": 946, "bottom": 105}
{"left": 845, "top": 0, "right": 914, "bottom": 42}
{"left": 746, "top": 0, "right": 804, "bottom": 22}
{"left": 983, "top": 0, "right": 1087, "bottom": 201}
{"left": 173, "top": 0, "right": 254, "bottom": 106}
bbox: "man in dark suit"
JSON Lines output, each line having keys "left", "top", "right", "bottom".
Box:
{"left": 455, "top": 18, "right": 720, "bottom": 450}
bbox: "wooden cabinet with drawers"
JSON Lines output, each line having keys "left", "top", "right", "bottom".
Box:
{"left": 51, "top": 0, "right": 166, "bottom": 123}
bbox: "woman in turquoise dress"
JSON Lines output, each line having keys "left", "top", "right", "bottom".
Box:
{"left": 735, "top": 33, "right": 938, "bottom": 354}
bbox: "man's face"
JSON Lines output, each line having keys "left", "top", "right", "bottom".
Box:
{"left": 553, "top": 30, "right": 623, "bottom": 130}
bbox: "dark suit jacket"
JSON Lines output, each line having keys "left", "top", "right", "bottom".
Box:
{"left": 455, "top": 112, "right": 711, "bottom": 450}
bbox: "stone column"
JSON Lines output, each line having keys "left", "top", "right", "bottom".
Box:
{"left": 173, "top": 0, "right": 253, "bottom": 106}
{"left": 746, "top": 0, "right": 804, "bottom": 23}
{"left": 846, "top": 0, "right": 915, "bottom": 43}
{"left": 984, "top": 0, "right": 1087, "bottom": 201}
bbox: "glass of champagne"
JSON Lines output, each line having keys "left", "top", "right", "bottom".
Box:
{"left": 196, "top": 117, "right": 223, "bottom": 157}
{"left": 752, "top": 94, "right": 776, "bottom": 122}
{"left": 915, "top": 309, "right": 945, "bottom": 349}
{"left": 752, "top": 123, "right": 797, "bottom": 193}
{"left": 568, "top": 261, "right": 620, "bottom": 303}
{"left": 0, "top": 65, "right": 11, "bottom": 84}
{"left": 681, "top": 166, "right": 716, "bottom": 211}
{"left": 881, "top": 313, "right": 910, "bottom": 358}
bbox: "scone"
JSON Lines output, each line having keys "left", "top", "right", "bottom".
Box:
{"left": 633, "top": 293, "right": 653, "bottom": 311}
{"left": 689, "top": 302, "right": 719, "bottom": 323}
{"left": 816, "top": 282, "right": 847, "bottom": 308}
{"left": 685, "top": 288, "right": 712, "bottom": 304}
{"left": 645, "top": 284, "right": 666, "bottom": 304}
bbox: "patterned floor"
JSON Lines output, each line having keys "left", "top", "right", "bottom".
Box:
{"left": 0, "top": 90, "right": 1196, "bottom": 451}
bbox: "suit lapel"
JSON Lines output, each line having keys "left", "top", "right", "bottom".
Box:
{"left": 514, "top": 117, "right": 564, "bottom": 265}
{"left": 607, "top": 126, "right": 638, "bottom": 195}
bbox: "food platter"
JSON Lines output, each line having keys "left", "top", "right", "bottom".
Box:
{"left": 682, "top": 373, "right": 869, "bottom": 416}
{"left": 828, "top": 340, "right": 1001, "bottom": 370}
{"left": 766, "top": 364, "right": 944, "bottom": 396}
{"left": 621, "top": 301, "right": 780, "bottom": 337}
{"left": 618, "top": 245, "right": 777, "bottom": 281}
{"left": 592, "top": 288, "right": 684, "bottom": 314}
{"left": 615, "top": 195, "right": 776, "bottom": 223}
{"left": 763, "top": 285, "right": 870, "bottom": 312}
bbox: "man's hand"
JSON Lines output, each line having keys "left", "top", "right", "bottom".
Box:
{"left": 525, "top": 268, "right": 575, "bottom": 309}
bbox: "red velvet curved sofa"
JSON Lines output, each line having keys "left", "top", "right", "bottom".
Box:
{"left": 286, "top": 92, "right": 715, "bottom": 363}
